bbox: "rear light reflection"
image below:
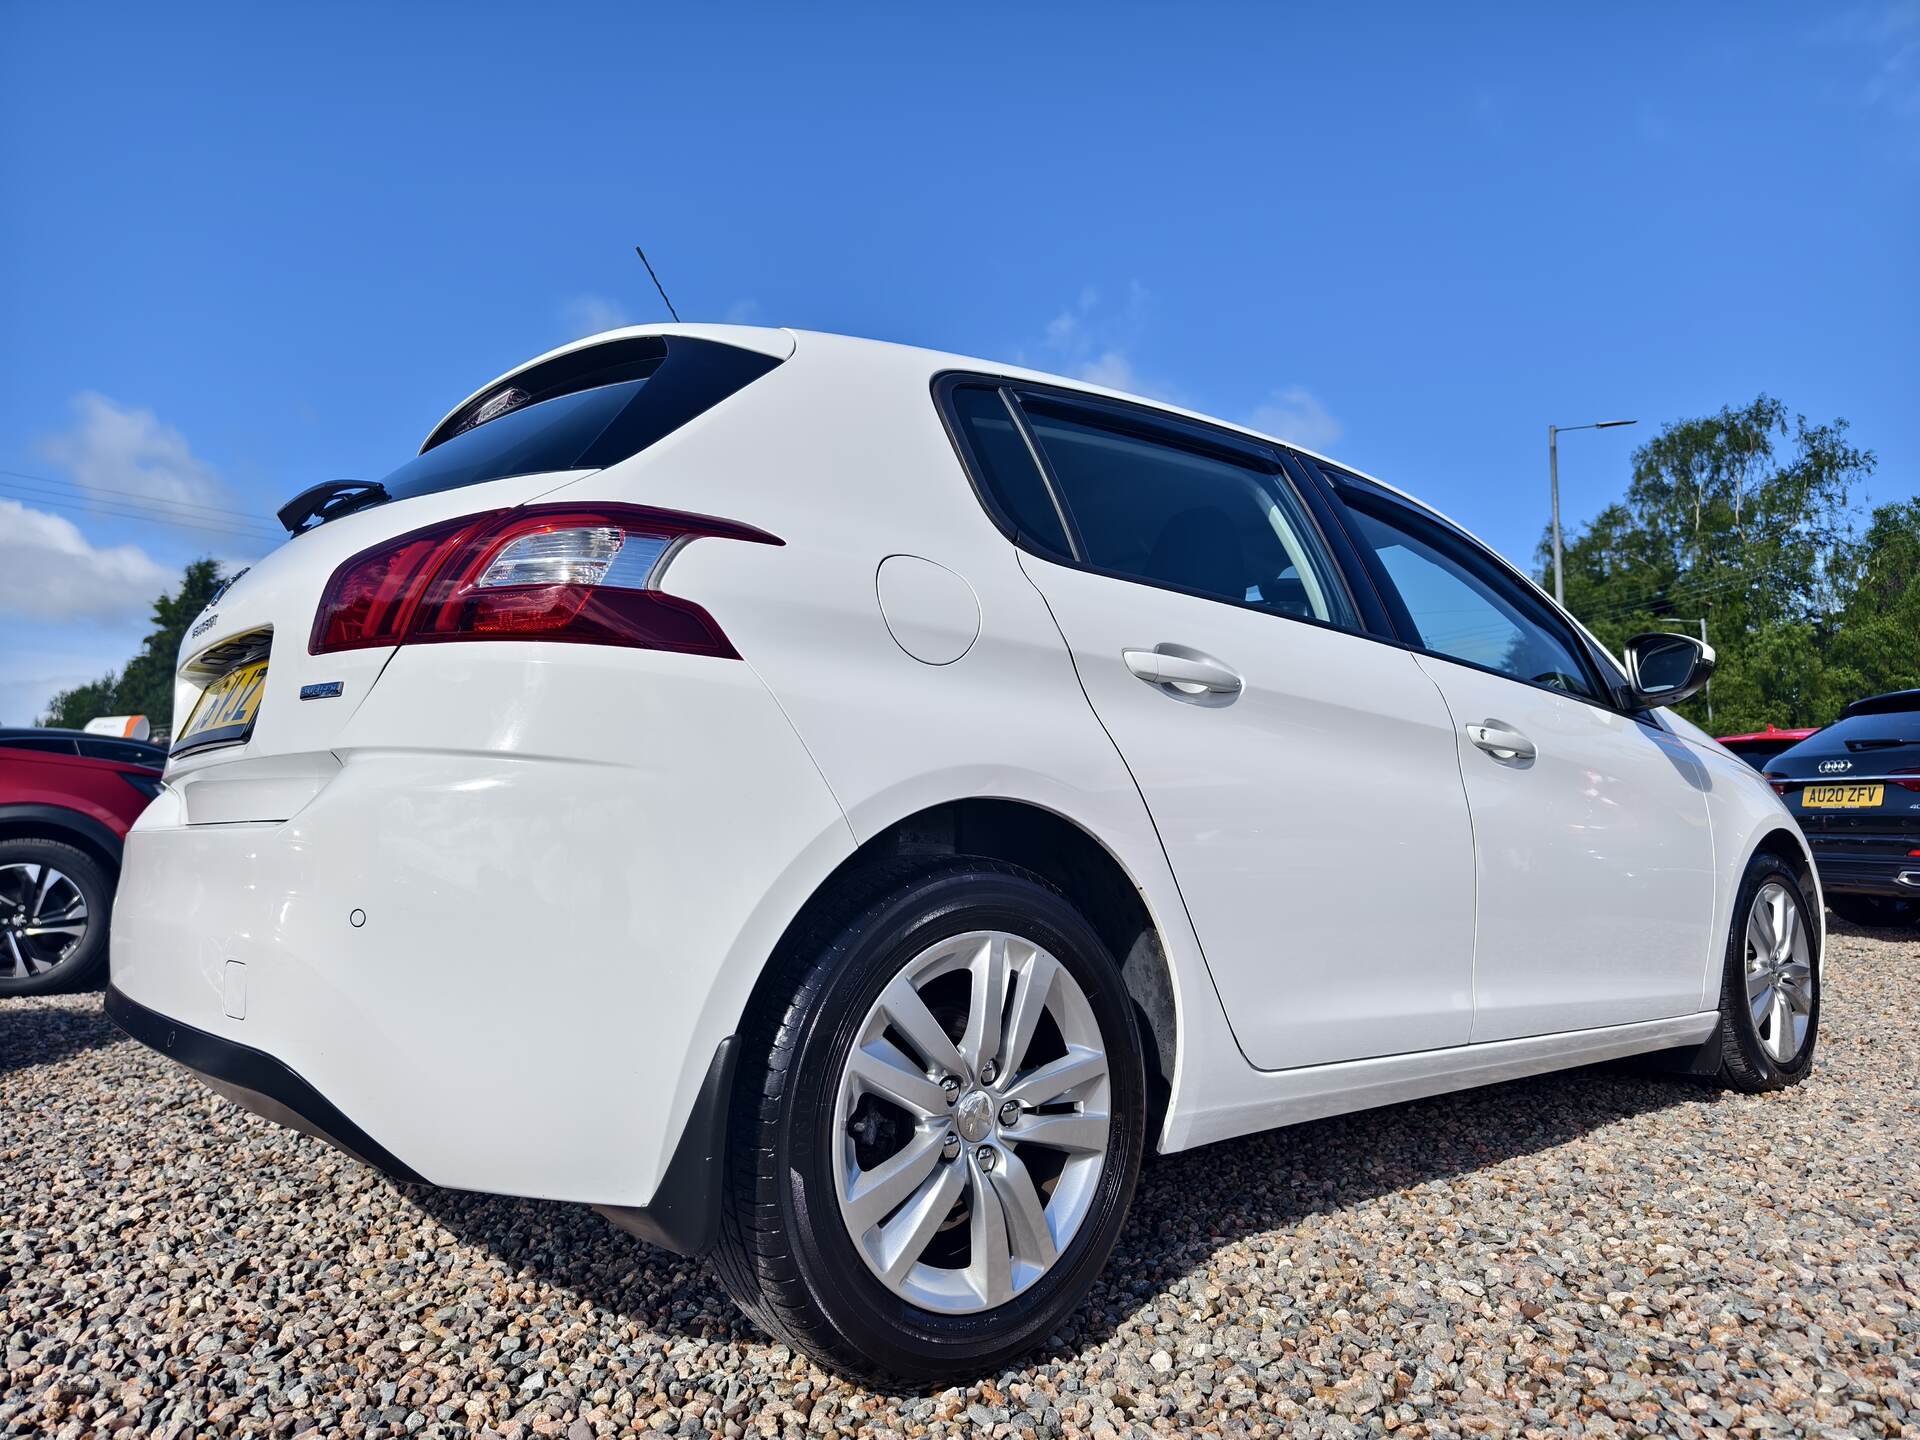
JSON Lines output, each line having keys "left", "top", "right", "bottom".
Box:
{"left": 311, "top": 504, "right": 780, "bottom": 657}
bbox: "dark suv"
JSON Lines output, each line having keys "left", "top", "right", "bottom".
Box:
{"left": 0, "top": 728, "right": 165, "bottom": 993}
{"left": 1765, "top": 690, "right": 1920, "bottom": 928}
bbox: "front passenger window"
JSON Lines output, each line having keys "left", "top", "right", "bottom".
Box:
{"left": 1344, "top": 501, "right": 1601, "bottom": 701}
{"left": 1018, "top": 403, "right": 1354, "bottom": 628}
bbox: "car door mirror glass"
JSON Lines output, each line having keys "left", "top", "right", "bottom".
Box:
{"left": 1624, "top": 633, "right": 1715, "bottom": 707}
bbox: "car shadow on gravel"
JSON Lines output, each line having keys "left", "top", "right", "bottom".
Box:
{"left": 0, "top": 995, "right": 125, "bottom": 1075}
{"left": 405, "top": 1055, "right": 1718, "bottom": 1391}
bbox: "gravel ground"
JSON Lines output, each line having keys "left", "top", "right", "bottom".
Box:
{"left": 4, "top": 921, "right": 1916, "bottom": 1439}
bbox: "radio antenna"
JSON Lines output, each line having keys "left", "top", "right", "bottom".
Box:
{"left": 633, "top": 245, "right": 681, "bottom": 323}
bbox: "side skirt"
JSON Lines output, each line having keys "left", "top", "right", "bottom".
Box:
{"left": 1161, "top": 1011, "right": 1722, "bottom": 1153}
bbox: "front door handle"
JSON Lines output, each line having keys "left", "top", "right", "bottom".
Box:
{"left": 1123, "top": 648, "right": 1243, "bottom": 695}
{"left": 1466, "top": 720, "right": 1536, "bottom": 762}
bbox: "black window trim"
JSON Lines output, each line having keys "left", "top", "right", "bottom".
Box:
{"left": 1307, "top": 461, "right": 1659, "bottom": 722}
{"left": 931, "top": 370, "right": 1381, "bottom": 643}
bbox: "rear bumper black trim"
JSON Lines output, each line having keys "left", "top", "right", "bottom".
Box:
{"left": 105, "top": 985, "right": 426, "bottom": 1185}
{"left": 106, "top": 985, "right": 739, "bottom": 1257}
{"left": 593, "top": 1035, "right": 737, "bottom": 1258}
{"left": 1809, "top": 851, "right": 1920, "bottom": 897}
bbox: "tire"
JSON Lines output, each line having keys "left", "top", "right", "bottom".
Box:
{"left": 1710, "top": 853, "right": 1819, "bottom": 1093}
{"left": 1828, "top": 892, "right": 1920, "bottom": 929}
{"left": 0, "top": 838, "right": 113, "bottom": 996}
{"left": 711, "top": 858, "right": 1147, "bottom": 1384}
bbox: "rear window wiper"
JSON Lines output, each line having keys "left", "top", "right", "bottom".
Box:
{"left": 277, "top": 479, "right": 391, "bottom": 536}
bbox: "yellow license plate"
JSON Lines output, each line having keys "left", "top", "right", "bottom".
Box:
{"left": 1800, "top": 783, "right": 1884, "bottom": 809}
{"left": 175, "top": 659, "right": 269, "bottom": 753}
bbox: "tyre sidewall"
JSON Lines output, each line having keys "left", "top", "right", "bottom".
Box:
{"left": 1722, "top": 855, "right": 1820, "bottom": 1087}
{"left": 775, "top": 867, "right": 1145, "bottom": 1378}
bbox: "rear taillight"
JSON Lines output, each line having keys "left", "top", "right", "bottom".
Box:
{"left": 310, "top": 504, "right": 780, "bottom": 657}
{"left": 1894, "top": 769, "right": 1920, "bottom": 794}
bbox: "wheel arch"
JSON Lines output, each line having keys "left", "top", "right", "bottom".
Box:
{"left": 0, "top": 804, "right": 123, "bottom": 875}
{"left": 1747, "top": 823, "right": 1825, "bottom": 971}
{"left": 739, "top": 796, "right": 1183, "bottom": 1125}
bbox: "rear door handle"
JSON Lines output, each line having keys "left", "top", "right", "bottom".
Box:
{"left": 1466, "top": 720, "right": 1536, "bottom": 762}
{"left": 1122, "top": 648, "right": 1243, "bottom": 695}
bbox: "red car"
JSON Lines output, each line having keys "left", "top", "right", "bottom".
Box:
{"left": 0, "top": 728, "right": 165, "bottom": 994}
{"left": 1716, "top": 724, "right": 1819, "bottom": 769}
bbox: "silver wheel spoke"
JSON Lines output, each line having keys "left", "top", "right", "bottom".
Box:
{"left": 844, "top": 1127, "right": 946, "bottom": 1232}
{"left": 960, "top": 933, "right": 1010, "bottom": 1076}
{"left": 1749, "top": 981, "right": 1775, "bottom": 1030}
{"left": 1768, "top": 988, "right": 1792, "bottom": 1057}
{"left": 847, "top": 1038, "right": 951, "bottom": 1118}
{"left": 1003, "top": 1046, "right": 1107, "bottom": 1107}
{"left": 1746, "top": 965, "right": 1774, "bottom": 1002}
{"left": 834, "top": 927, "right": 1111, "bottom": 1314}
{"left": 879, "top": 977, "right": 968, "bottom": 1080}
{"left": 965, "top": 1154, "right": 1014, "bottom": 1307}
{"left": 988, "top": 1146, "right": 1057, "bottom": 1269}
{"left": 1012, "top": 1110, "right": 1109, "bottom": 1154}
{"left": 877, "top": 1159, "right": 967, "bottom": 1285}
{"left": 1768, "top": 888, "right": 1790, "bottom": 961}
{"left": 1000, "top": 948, "right": 1058, "bottom": 1081}
{"left": 1746, "top": 910, "right": 1774, "bottom": 963}
{"left": 31, "top": 864, "right": 54, "bottom": 916}
{"left": 23, "top": 922, "right": 85, "bottom": 940}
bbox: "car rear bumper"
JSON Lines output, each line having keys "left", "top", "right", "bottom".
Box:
{"left": 1809, "top": 843, "right": 1920, "bottom": 897}
{"left": 106, "top": 983, "right": 426, "bottom": 1182}
{"left": 106, "top": 983, "right": 740, "bottom": 1254}
{"left": 107, "top": 645, "right": 854, "bottom": 1231}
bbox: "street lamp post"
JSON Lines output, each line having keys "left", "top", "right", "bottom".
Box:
{"left": 1549, "top": 419, "right": 1637, "bottom": 607}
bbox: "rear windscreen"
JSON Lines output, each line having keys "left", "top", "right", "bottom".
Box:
{"left": 379, "top": 335, "right": 781, "bottom": 504}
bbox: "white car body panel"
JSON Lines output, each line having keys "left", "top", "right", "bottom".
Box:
{"left": 108, "top": 323, "right": 1815, "bottom": 1218}
{"left": 1015, "top": 552, "right": 1478, "bottom": 1069}
{"left": 1410, "top": 653, "right": 1719, "bottom": 1040}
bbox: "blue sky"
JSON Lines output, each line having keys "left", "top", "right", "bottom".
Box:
{"left": 2, "top": 3, "right": 1914, "bottom": 724}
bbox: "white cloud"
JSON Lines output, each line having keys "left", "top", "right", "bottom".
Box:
{"left": 1030, "top": 282, "right": 1180, "bottom": 401}
{"left": 0, "top": 499, "right": 172, "bottom": 622}
{"left": 1248, "top": 386, "right": 1344, "bottom": 452}
{"left": 723, "top": 298, "right": 762, "bottom": 325}
{"left": 560, "top": 293, "right": 632, "bottom": 336}
{"left": 37, "top": 392, "right": 223, "bottom": 508}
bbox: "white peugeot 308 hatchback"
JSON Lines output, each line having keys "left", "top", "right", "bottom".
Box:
{"left": 110, "top": 325, "right": 1822, "bottom": 1381}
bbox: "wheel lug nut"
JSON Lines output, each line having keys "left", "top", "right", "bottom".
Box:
{"left": 979, "top": 1060, "right": 998, "bottom": 1086}
{"left": 940, "top": 1076, "right": 960, "bottom": 1105}
{"left": 976, "top": 1146, "right": 996, "bottom": 1172}
{"left": 998, "top": 1101, "right": 1020, "bottom": 1127}
{"left": 941, "top": 1131, "right": 960, "bottom": 1159}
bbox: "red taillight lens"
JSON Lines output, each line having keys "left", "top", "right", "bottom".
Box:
{"left": 1893, "top": 769, "right": 1920, "bottom": 794}
{"left": 310, "top": 504, "right": 780, "bottom": 657}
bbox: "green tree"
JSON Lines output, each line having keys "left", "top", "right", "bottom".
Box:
{"left": 1828, "top": 499, "right": 1920, "bottom": 703}
{"left": 39, "top": 559, "right": 226, "bottom": 735}
{"left": 1546, "top": 395, "right": 1899, "bottom": 733}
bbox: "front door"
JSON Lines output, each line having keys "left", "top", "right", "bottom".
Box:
{"left": 1337, "top": 488, "right": 1717, "bottom": 1041}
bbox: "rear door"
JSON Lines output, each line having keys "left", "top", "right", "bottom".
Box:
{"left": 943, "top": 381, "right": 1477, "bottom": 1071}
{"left": 1328, "top": 478, "right": 1718, "bottom": 1040}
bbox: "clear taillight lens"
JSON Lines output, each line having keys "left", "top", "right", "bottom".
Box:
{"left": 310, "top": 505, "right": 779, "bottom": 657}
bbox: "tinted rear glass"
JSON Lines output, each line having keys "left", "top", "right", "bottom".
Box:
{"left": 379, "top": 380, "right": 649, "bottom": 503}
{"left": 377, "top": 336, "right": 781, "bottom": 505}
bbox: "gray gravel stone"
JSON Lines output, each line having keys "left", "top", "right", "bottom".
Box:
{"left": 4, "top": 919, "right": 1915, "bottom": 1436}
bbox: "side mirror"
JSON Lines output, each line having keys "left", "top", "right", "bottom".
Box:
{"left": 1623, "top": 632, "right": 1716, "bottom": 709}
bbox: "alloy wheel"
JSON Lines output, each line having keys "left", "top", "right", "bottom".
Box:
{"left": 1744, "top": 880, "right": 1813, "bottom": 1064}
{"left": 831, "top": 929, "right": 1111, "bottom": 1314}
{"left": 0, "top": 862, "right": 90, "bottom": 980}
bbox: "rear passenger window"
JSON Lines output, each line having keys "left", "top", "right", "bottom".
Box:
{"left": 947, "top": 386, "right": 1073, "bottom": 558}
{"left": 1019, "top": 402, "right": 1354, "bottom": 627}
